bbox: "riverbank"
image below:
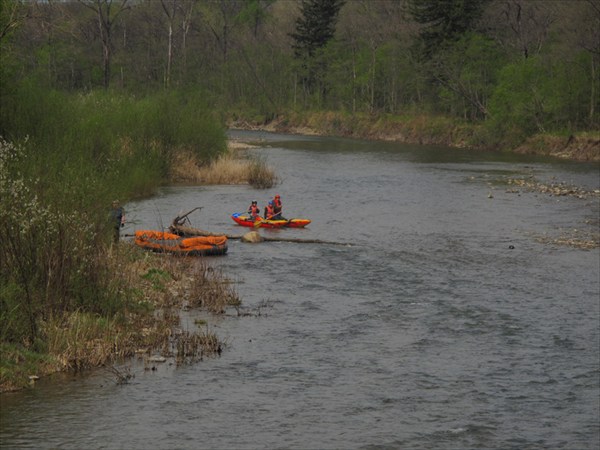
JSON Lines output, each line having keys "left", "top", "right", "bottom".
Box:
{"left": 0, "top": 244, "right": 240, "bottom": 393}
{"left": 228, "top": 111, "right": 600, "bottom": 162}
{"left": 0, "top": 136, "right": 274, "bottom": 394}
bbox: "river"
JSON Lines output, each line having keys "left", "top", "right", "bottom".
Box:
{"left": 1, "top": 130, "right": 599, "bottom": 449}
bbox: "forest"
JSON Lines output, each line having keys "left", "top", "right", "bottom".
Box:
{"left": 2, "top": 0, "right": 599, "bottom": 144}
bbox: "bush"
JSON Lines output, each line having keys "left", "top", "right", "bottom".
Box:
{"left": 247, "top": 155, "right": 277, "bottom": 189}
{"left": 0, "top": 138, "right": 123, "bottom": 344}
{"left": 0, "top": 85, "right": 228, "bottom": 347}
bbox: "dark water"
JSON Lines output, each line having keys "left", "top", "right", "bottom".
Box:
{"left": 1, "top": 131, "right": 599, "bottom": 449}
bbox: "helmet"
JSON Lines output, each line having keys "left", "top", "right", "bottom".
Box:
{"left": 275, "top": 194, "right": 280, "bottom": 198}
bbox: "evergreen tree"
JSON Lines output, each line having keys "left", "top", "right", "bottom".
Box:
{"left": 409, "top": 0, "right": 488, "bottom": 56}
{"left": 290, "top": 0, "right": 345, "bottom": 59}
{"left": 290, "top": 0, "right": 345, "bottom": 106}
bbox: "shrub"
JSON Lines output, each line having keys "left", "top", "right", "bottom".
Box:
{"left": 247, "top": 155, "right": 277, "bottom": 189}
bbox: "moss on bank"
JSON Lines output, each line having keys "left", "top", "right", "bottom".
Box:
{"left": 228, "top": 111, "right": 599, "bottom": 162}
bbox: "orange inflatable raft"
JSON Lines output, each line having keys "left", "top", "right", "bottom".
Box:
{"left": 134, "top": 230, "right": 228, "bottom": 256}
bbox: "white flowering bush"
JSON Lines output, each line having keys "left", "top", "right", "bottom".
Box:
{"left": 1, "top": 88, "right": 229, "bottom": 348}
{"left": 0, "top": 138, "right": 114, "bottom": 345}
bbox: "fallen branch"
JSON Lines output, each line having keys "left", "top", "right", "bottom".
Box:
{"left": 172, "top": 207, "right": 203, "bottom": 227}
{"left": 169, "top": 224, "right": 352, "bottom": 246}
{"left": 169, "top": 224, "right": 226, "bottom": 237}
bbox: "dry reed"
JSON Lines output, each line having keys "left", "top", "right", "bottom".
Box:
{"left": 169, "top": 145, "right": 277, "bottom": 187}
{"left": 187, "top": 264, "right": 241, "bottom": 313}
{"left": 39, "top": 244, "right": 234, "bottom": 376}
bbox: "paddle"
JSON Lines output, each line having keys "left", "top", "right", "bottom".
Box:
{"left": 251, "top": 212, "right": 288, "bottom": 228}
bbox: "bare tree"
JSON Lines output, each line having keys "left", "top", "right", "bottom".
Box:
{"left": 483, "top": 0, "right": 559, "bottom": 58}
{"left": 198, "top": 0, "right": 243, "bottom": 64}
{"left": 160, "top": 0, "right": 177, "bottom": 88}
{"left": 180, "top": 0, "right": 197, "bottom": 78}
{"left": 78, "top": 0, "right": 130, "bottom": 89}
{"left": 0, "top": 0, "right": 31, "bottom": 42}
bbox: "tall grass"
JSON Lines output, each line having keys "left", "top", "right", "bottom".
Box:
{"left": 247, "top": 155, "right": 277, "bottom": 189}
{"left": 170, "top": 147, "right": 277, "bottom": 187}
{"left": 188, "top": 264, "right": 241, "bottom": 313}
{"left": 0, "top": 79, "right": 227, "bottom": 348}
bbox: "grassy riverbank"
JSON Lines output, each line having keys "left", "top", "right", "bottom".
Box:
{"left": 0, "top": 134, "right": 268, "bottom": 393}
{"left": 228, "top": 111, "right": 600, "bottom": 162}
{"left": 0, "top": 244, "right": 241, "bottom": 393}
{"left": 0, "top": 87, "right": 264, "bottom": 393}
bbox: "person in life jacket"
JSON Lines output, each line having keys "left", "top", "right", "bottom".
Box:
{"left": 264, "top": 201, "right": 275, "bottom": 220}
{"left": 110, "top": 200, "right": 125, "bottom": 243}
{"left": 247, "top": 200, "right": 261, "bottom": 220}
{"left": 272, "top": 194, "right": 283, "bottom": 219}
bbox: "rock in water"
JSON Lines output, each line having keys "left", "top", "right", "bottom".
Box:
{"left": 241, "top": 231, "right": 264, "bottom": 243}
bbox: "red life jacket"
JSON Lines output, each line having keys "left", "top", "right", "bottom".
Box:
{"left": 265, "top": 203, "right": 274, "bottom": 219}
{"left": 249, "top": 204, "right": 260, "bottom": 218}
{"left": 273, "top": 197, "right": 282, "bottom": 213}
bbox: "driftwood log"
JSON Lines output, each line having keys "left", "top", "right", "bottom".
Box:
{"left": 169, "top": 224, "right": 352, "bottom": 246}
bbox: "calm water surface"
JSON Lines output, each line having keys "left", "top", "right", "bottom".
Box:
{"left": 1, "top": 131, "right": 599, "bottom": 449}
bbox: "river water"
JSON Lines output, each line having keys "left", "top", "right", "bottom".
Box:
{"left": 1, "top": 130, "right": 599, "bottom": 449}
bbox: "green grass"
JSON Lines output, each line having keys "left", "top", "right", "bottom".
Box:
{"left": 0, "top": 343, "right": 59, "bottom": 392}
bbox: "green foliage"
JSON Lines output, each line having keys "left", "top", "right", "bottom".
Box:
{"left": 0, "top": 281, "right": 30, "bottom": 343}
{"left": 290, "top": 0, "right": 345, "bottom": 103}
{"left": 142, "top": 268, "right": 172, "bottom": 292}
{"left": 0, "top": 82, "right": 226, "bottom": 346}
{"left": 485, "top": 52, "right": 596, "bottom": 145}
{"left": 431, "top": 33, "right": 507, "bottom": 120}
{"left": 235, "top": 0, "right": 275, "bottom": 34}
{"left": 542, "top": 52, "right": 597, "bottom": 130}
{"left": 0, "top": 342, "right": 57, "bottom": 391}
{"left": 1, "top": 0, "right": 596, "bottom": 140}
{"left": 0, "top": 137, "right": 130, "bottom": 343}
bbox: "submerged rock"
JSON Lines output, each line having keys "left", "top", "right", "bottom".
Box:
{"left": 148, "top": 356, "right": 167, "bottom": 363}
{"left": 241, "top": 231, "right": 264, "bottom": 243}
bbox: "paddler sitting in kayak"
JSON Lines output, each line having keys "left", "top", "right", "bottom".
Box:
{"left": 264, "top": 201, "right": 275, "bottom": 220}
{"left": 248, "top": 200, "right": 261, "bottom": 221}
{"left": 272, "top": 194, "right": 285, "bottom": 220}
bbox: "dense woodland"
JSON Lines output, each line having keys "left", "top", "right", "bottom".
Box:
{"left": 2, "top": 0, "right": 599, "bottom": 139}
